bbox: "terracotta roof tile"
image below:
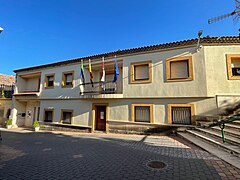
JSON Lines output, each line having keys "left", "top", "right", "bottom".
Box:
{"left": 0, "top": 74, "right": 15, "bottom": 85}
{"left": 14, "top": 36, "right": 240, "bottom": 73}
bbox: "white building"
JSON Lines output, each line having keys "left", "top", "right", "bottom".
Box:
{"left": 12, "top": 36, "right": 240, "bottom": 133}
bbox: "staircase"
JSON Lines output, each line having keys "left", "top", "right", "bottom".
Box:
{"left": 178, "top": 117, "right": 240, "bottom": 169}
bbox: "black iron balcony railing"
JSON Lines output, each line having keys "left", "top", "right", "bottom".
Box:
{"left": 0, "top": 84, "right": 14, "bottom": 98}
{"left": 80, "top": 81, "right": 118, "bottom": 95}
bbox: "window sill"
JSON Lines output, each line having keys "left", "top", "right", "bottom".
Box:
{"left": 228, "top": 76, "right": 240, "bottom": 80}
{"left": 62, "top": 85, "right": 73, "bottom": 88}
{"left": 130, "top": 80, "right": 152, "bottom": 84}
{"left": 166, "top": 78, "right": 193, "bottom": 82}
{"left": 44, "top": 86, "right": 54, "bottom": 89}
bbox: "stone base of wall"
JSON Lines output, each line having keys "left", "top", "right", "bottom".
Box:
{"left": 108, "top": 121, "right": 190, "bottom": 135}
{"left": 40, "top": 123, "right": 91, "bottom": 133}
{"left": 195, "top": 115, "right": 220, "bottom": 127}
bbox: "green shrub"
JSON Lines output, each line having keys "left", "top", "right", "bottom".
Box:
{"left": 6, "top": 119, "right": 12, "bottom": 125}
{"left": 33, "top": 120, "right": 40, "bottom": 128}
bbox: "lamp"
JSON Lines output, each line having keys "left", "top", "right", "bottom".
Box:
{"left": 0, "top": 26, "right": 4, "bottom": 33}
{"left": 197, "top": 30, "right": 203, "bottom": 51}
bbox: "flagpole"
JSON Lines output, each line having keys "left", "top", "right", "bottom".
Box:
{"left": 101, "top": 57, "right": 105, "bottom": 92}
{"left": 89, "top": 59, "right": 94, "bottom": 88}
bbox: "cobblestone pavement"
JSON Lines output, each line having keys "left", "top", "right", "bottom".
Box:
{"left": 0, "top": 130, "right": 240, "bottom": 180}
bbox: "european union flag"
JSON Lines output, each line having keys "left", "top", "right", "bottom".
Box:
{"left": 80, "top": 60, "right": 85, "bottom": 84}
{"left": 113, "top": 56, "right": 119, "bottom": 82}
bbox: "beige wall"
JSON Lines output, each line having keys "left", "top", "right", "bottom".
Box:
{"left": 0, "top": 99, "right": 12, "bottom": 124}
{"left": 216, "top": 95, "right": 240, "bottom": 114}
{"left": 11, "top": 98, "right": 26, "bottom": 127}
{"left": 26, "top": 78, "right": 39, "bottom": 92}
{"left": 39, "top": 63, "right": 123, "bottom": 99}
{"left": 40, "top": 100, "right": 92, "bottom": 127}
{"left": 108, "top": 98, "right": 217, "bottom": 124}
{"left": 25, "top": 101, "right": 40, "bottom": 126}
{"left": 35, "top": 98, "right": 218, "bottom": 128}
{"left": 204, "top": 45, "right": 240, "bottom": 96}
{"left": 13, "top": 44, "right": 240, "bottom": 128}
{"left": 15, "top": 76, "right": 26, "bottom": 93}
{"left": 15, "top": 76, "right": 39, "bottom": 93}
{"left": 123, "top": 47, "right": 208, "bottom": 98}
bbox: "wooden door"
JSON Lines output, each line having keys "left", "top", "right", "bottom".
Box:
{"left": 95, "top": 106, "right": 106, "bottom": 131}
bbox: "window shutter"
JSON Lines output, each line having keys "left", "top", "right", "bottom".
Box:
{"left": 135, "top": 106, "right": 150, "bottom": 123}
{"left": 134, "top": 65, "right": 149, "bottom": 80}
{"left": 63, "top": 112, "right": 71, "bottom": 124}
{"left": 170, "top": 60, "right": 189, "bottom": 79}
{"left": 66, "top": 74, "right": 72, "bottom": 82}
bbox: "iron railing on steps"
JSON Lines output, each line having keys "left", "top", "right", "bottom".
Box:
{"left": 204, "top": 113, "right": 240, "bottom": 143}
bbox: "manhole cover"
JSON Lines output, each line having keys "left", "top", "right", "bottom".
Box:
{"left": 147, "top": 161, "right": 166, "bottom": 170}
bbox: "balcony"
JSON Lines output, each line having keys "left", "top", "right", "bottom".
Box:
{"left": 80, "top": 81, "right": 123, "bottom": 98}
{"left": 0, "top": 85, "right": 14, "bottom": 98}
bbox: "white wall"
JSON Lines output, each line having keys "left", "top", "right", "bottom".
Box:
{"left": 204, "top": 45, "right": 240, "bottom": 96}
{"left": 39, "top": 100, "right": 92, "bottom": 127}
{"left": 123, "top": 47, "right": 208, "bottom": 98}
{"left": 0, "top": 99, "right": 12, "bottom": 124}
{"left": 108, "top": 98, "right": 217, "bottom": 124}
{"left": 25, "top": 101, "right": 40, "bottom": 126}
{"left": 11, "top": 98, "right": 27, "bottom": 127}
{"left": 26, "top": 78, "right": 39, "bottom": 92}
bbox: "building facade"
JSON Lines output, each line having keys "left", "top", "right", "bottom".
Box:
{"left": 11, "top": 36, "right": 240, "bottom": 133}
{"left": 0, "top": 74, "right": 15, "bottom": 125}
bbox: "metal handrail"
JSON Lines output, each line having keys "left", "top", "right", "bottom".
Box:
{"left": 204, "top": 113, "right": 240, "bottom": 143}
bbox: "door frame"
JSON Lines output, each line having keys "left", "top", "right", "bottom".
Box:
{"left": 92, "top": 103, "right": 109, "bottom": 133}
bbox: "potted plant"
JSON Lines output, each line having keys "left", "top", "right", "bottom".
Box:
{"left": 33, "top": 120, "right": 40, "bottom": 132}
{"left": 6, "top": 119, "right": 12, "bottom": 129}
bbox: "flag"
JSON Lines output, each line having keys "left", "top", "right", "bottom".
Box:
{"left": 89, "top": 59, "right": 94, "bottom": 88}
{"left": 80, "top": 60, "right": 85, "bottom": 84}
{"left": 100, "top": 57, "right": 105, "bottom": 82}
{"left": 113, "top": 55, "right": 119, "bottom": 82}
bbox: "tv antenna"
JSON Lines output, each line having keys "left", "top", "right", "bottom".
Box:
{"left": 208, "top": 0, "right": 240, "bottom": 24}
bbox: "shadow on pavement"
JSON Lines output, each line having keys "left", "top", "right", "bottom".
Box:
{"left": 0, "top": 130, "right": 239, "bottom": 179}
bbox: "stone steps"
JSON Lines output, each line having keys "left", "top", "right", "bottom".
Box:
{"left": 211, "top": 126, "right": 240, "bottom": 138}
{"left": 225, "top": 123, "right": 240, "bottom": 132}
{"left": 184, "top": 129, "right": 240, "bottom": 156}
{"left": 178, "top": 132, "right": 240, "bottom": 169}
{"left": 178, "top": 120, "right": 240, "bottom": 170}
{"left": 195, "top": 127, "right": 240, "bottom": 146}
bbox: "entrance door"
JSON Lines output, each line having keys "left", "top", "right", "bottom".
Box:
{"left": 95, "top": 106, "right": 106, "bottom": 131}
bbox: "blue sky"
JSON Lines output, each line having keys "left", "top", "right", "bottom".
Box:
{"left": 0, "top": 0, "right": 238, "bottom": 75}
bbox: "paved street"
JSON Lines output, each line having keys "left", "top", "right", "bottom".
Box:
{"left": 0, "top": 129, "right": 240, "bottom": 180}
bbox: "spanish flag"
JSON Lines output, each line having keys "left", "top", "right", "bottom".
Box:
{"left": 89, "top": 59, "right": 94, "bottom": 87}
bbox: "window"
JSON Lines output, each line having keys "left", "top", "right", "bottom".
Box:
{"left": 44, "top": 74, "right": 55, "bottom": 88}
{"left": 168, "top": 104, "right": 195, "bottom": 125}
{"left": 62, "top": 71, "right": 74, "bottom": 88}
{"left": 44, "top": 109, "right": 54, "bottom": 122}
{"left": 166, "top": 56, "right": 193, "bottom": 82}
{"left": 130, "top": 61, "right": 152, "bottom": 83}
{"left": 132, "top": 104, "right": 153, "bottom": 123}
{"left": 61, "top": 110, "right": 73, "bottom": 124}
{"left": 226, "top": 54, "right": 240, "bottom": 80}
